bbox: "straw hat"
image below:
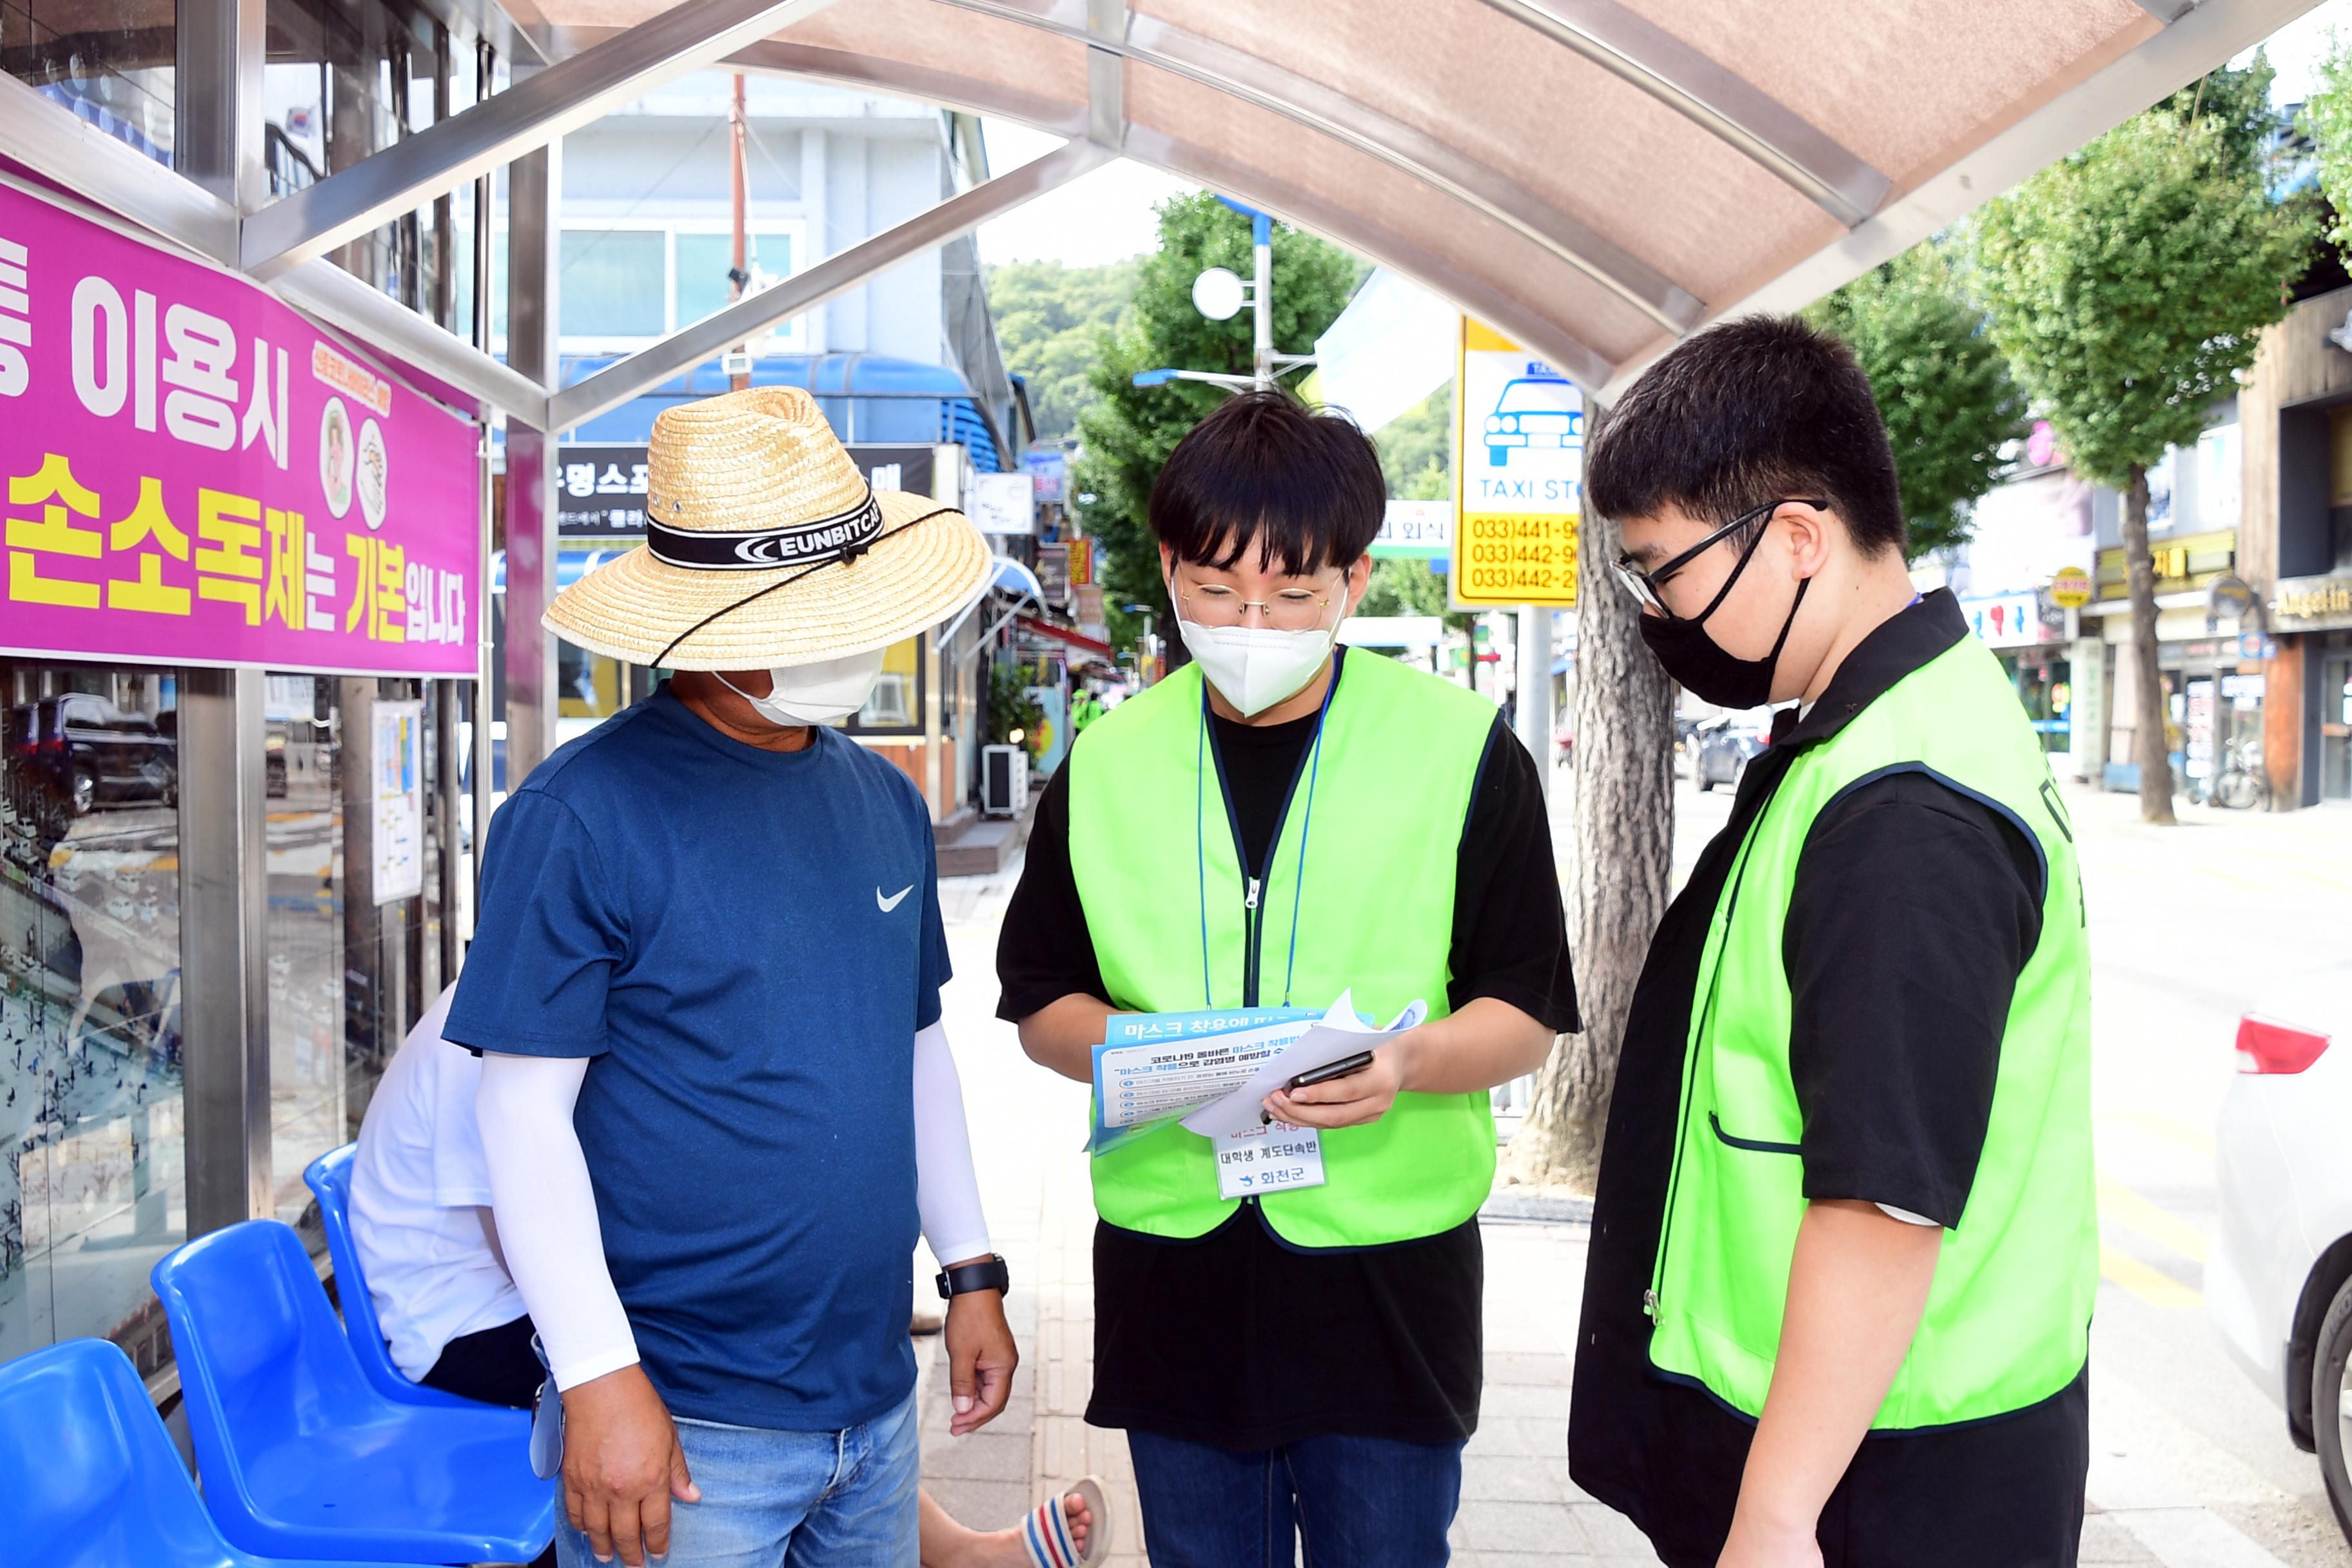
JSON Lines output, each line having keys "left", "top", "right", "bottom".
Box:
{"left": 544, "top": 385, "right": 993, "bottom": 670}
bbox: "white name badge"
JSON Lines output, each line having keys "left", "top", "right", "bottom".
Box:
{"left": 1213, "top": 1120, "right": 1328, "bottom": 1200}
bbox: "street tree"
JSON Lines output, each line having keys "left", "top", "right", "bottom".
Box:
{"left": 1071, "top": 194, "right": 1360, "bottom": 649}
{"left": 1972, "top": 108, "right": 2307, "bottom": 825}
{"left": 1807, "top": 243, "right": 2026, "bottom": 562}
{"left": 1505, "top": 403, "right": 1676, "bottom": 1191}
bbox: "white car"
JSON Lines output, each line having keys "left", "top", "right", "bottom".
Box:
{"left": 2210, "top": 963, "right": 2352, "bottom": 1544}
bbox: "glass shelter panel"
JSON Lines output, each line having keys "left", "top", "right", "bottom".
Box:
{"left": 0, "top": 0, "right": 176, "bottom": 168}
{"left": 0, "top": 658, "right": 184, "bottom": 1378}
{"left": 262, "top": 674, "right": 343, "bottom": 1233}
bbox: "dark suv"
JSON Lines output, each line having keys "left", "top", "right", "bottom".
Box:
{"left": 5, "top": 694, "right": 178, "bottom": 817}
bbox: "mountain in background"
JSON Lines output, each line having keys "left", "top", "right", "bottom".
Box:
{"left": 986, "top": 258, "right": 1142, "bottom": 445}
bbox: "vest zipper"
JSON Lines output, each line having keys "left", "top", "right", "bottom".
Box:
{"left": 1242, "top": 876, "right": 1264, "bottom": 1007}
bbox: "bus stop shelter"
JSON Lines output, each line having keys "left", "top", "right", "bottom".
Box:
{"left": 0, "top": 0, "right": 2322, "bottom": 1324}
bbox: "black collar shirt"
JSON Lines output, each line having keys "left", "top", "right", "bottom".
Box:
{"left": 1567, "top": 590, "right": 2087, "bottom": 1568}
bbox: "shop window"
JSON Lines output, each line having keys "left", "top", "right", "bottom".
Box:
{"left": 847, "top": 637, "right": 923, "bottom": 734}
{"left": 0, "top": 659, "right": 185, "bottom": 1380}
{"left": 558, "top": 643, "right": 629, "bottom": 725}
{"left": 2, "top": 0, "right": 176, "bottom": 168}
{"left": 561, "top": 230, "right": 667, "bottom": 341}
{"left": 674, "top": 229, "right": 797, "bottom": 333}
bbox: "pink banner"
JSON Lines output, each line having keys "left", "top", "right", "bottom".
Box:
{"left": 0, "top": 180, "right": 480, "bottom": 677}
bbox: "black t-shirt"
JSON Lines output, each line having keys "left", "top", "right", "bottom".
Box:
{"left": 997, "top": 652, "right": 1580, "bottom": 1449}
{"left": 1568, "top": 591, "right": 2088, "bottom": 1568}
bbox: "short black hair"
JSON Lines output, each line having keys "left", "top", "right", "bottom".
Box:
{"left": 1149, "top": 390, "right": 1386, "bottom": 575}
{"left": 1585, "top": 314, "right": 1905, "bottom": 556}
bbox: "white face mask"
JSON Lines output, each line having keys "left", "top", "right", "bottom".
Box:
{"left": 717, "top": 649, "right": 887, "bottom": 727}
{"left": 1173, "top": 585, "right": 1344, "bottom": 718}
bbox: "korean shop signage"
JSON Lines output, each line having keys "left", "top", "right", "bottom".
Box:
{"left": 557, "top": 444, "right": 651, "bottom": 534}
{"left": 0, "top": 181, "right": 480, "bottom": 677}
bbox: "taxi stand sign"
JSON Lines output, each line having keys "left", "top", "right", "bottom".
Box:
{"left": 1451, "top": 318, "right": 1581, "bottom": 608}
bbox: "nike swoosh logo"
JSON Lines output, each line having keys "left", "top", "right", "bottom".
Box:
{"left": 877, "top": 885, "right": 914, "bottom": 914}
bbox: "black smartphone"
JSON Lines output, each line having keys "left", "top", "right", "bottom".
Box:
{"left": 1287, "top": 1050, "right": 1375, "bottom": 1091}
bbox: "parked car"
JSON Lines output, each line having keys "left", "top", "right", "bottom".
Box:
{"left": 2210, "top": 964, "right": 2352, "bottom": 1545}
{"left": 1693, "top": 711, "right": 1771, "bottom": 792}
{"left": 5, "top": 694, "right": 177, "bottom": 816}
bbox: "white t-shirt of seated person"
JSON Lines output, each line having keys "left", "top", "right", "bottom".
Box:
{"left": 350, "top": 983, "right": 529, "bottom": 1381}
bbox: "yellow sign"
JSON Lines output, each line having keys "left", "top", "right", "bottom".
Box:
{"left": 2049, "top": 565, "right": 2092, "bottom": 609}
{"left": 1451, "top": 318, "right": 1581, "bottom": 607}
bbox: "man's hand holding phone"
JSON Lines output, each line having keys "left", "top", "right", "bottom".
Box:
{"left": 1264, "top": 1041, "right": 1411, "bottom": 1129}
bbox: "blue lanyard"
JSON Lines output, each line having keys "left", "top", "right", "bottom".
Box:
{"left": 1192, "top": 667, "right": 1339, "bottom": 1008}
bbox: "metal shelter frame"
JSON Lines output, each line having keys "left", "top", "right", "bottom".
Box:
{"left": 0, "top": 0, "right": 2323, "bottom": 1240}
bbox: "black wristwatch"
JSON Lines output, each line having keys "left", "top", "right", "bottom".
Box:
{"left": 936, "top": 1255, "right": 1011, "bottom": 1300}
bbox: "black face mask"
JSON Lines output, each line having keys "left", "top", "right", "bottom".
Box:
{"left": 1636, "top": 522, "right": 1810, "bottom": 710}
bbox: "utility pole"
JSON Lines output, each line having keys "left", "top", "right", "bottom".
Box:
{"left": 727, "top": 74, "right": 751, "bottom": 391}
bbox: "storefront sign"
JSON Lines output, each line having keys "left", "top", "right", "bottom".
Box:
{"left": 557, "top": 444, "right": 650, "bottom": 534}
{"left": 371, "top": 699, "right": 424, "bottom": 903}
{"left": 2050, "top": 565, "right": 2093, "bottom": 609}
{"left": 1068, "top": 536, "right": 1095, "bottom": 587}
{"left": 1961, "top": 592, "right": 2053, "bottom": 649}
{"left": 966, "top": 470, "right": 1035, "bottom": 536}
{"left": 1373, "top": 498, "right": 1451, "bottom": 559}
{"left": 2273, "top": 574, "right": 2352, "bottom": 626}
{"left": 0, "top": 181, "right": 480, "bottom": 676}
{"left": 1453, "top": 318, "right": 1579, "bottom": 606}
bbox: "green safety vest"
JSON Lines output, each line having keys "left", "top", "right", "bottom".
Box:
{"left": 1649, "top": 634, "right": 2097, "bottom": 1430}
{"left": 1067, "top": 652, "right": 1500, "bottom": 1249}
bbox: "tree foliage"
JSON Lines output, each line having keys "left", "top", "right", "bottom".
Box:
{"left": 1970, "top": 112, "right": 2306, "bottom": 490}
{"left": 985, "top": 259, "right": 1140, "bottom": 444}
{"left": 1972, "top": 103, "right": 2308, "bottom": 825}
{"left": 2302, "top": 41, "right": 2352, "bottom": 255}
{"left": 1373, "top": 384, "right": 1451, "bottom": 496}
{"left": 2157, "top": 53, "right": 2283, "bottom": 186}
{"left": 1805, "top": 243, "right": 2025, "bottom": 561}
{"left": 1071, "top": 195, "right": 1362, "bottom": 649}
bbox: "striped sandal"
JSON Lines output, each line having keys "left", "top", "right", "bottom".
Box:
{"left": 1020, "top": 1476, "right": 1112, "bottom": 1567}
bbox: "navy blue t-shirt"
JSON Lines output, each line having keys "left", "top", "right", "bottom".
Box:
{"left": 445, "top": 685, "right": 948, "bottom": 1431}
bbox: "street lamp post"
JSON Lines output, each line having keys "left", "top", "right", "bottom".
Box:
{"left": 1133, "top": 199, "right": 1316, "bottom": 396}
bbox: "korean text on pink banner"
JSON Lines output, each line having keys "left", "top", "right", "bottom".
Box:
{"left": 0, "top": 181, "right": 479, "bottom": 677}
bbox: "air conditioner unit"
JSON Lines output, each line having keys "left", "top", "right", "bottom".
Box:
{"left": 981, "top": 744, "right": 1030, "bottom": 819}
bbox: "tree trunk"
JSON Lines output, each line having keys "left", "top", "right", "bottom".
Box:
{"left": 2120, "top": 465, "right": 2177, "bottom": 826}
{"left": 1507, "top": 406, "right": 1675, "bottom": 1190}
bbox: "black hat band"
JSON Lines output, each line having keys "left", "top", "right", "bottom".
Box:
{"left": 644, "top": 488, "right": 885, "bottom": 572}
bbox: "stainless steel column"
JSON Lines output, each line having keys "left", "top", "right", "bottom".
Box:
{"left": 504, "top": 137, "right": 562, "bottom": 786}
{"left": 177, "top": 668, "right": 272, "bottom": 1235}
{"left": 174, "top": 0, "right": 266, "bottom": 211}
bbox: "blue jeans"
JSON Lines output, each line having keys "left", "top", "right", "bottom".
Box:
{"left": 553, "top": 1391, "right": 918, "bottom": 1568}
{"left": 1126, "top": 1429, "right": 1464, "bottom": 1567}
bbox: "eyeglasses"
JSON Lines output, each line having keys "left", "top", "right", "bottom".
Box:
{"left": 1610, "top": 497, "right": 1827, "bottom": 618}
{"left": 1174, "top": 571, "right": 1342, "bottom": 632}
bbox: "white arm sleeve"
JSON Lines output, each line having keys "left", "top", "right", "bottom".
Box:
{"left": 914, "top": 1022, "right": 992, "bottom": 1266}
{"left": 475, "top": 1052, "right": 640, "bottom": 1391}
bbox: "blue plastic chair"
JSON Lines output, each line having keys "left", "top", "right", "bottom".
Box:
{"left": 0, "top": 1337, "right": 442, "bottom": 1568}
{"left": 150, "top": 1219, "right": 556, "bottom": 1565}
{"left": 301, "top": 1144, "right": 485, "bottom": 1410}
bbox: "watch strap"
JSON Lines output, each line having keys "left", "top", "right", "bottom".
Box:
{"left": 935, "top": 1255, "right": 1010, "bottom": 1300}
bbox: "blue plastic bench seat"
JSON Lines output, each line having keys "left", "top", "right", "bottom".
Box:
{"left": 151, "top": 1219, "right": 556, "bottom": 1564}
{"left": 302, "top": 1143, "right": 489, "bottom": 1411}
{"left": 0, "top": 1336, "right": 444, "bottom": 1568}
